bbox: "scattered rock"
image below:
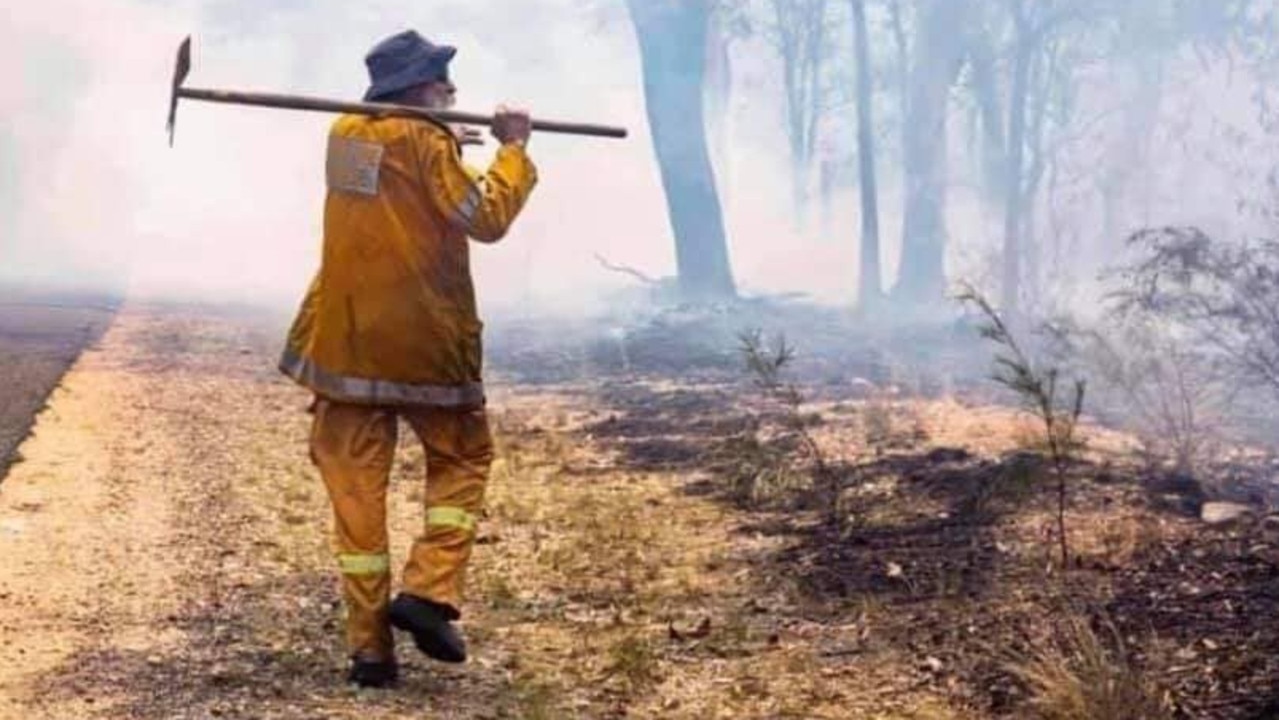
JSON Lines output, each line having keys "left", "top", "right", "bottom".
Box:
{"left": 1200, "top": 502, "right": 1256, "bottom": 526}
{"left": 848, "top": 378, "right": 878, "bottom": 399}
{"left": 668, "top": 616, "right": 712, "bottom": 642}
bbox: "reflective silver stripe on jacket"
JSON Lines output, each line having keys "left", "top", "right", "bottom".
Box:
{"left": 447, "top": 183, "right": 483, "bottom": 231}
{"left": 279, "top": 349, "right": 485, "bottom": 407}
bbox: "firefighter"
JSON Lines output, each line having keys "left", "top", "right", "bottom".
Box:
{"left": 280, "top": 29, "right": 537, "bottom": 687}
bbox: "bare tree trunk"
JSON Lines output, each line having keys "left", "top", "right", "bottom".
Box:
{"left": 967, "top": 30, "right": 1008, "bottom": 211}
{"left": 819, "top": 153, "right": 836, "bottom": 234}
{"left": 1021, "top": 39, "right": 1057, "bottom": 311}
{"left": 851, "top": 0, "right": 883, "bottom": 308}
{"left": 626, "top": 0, "right": 736, "bottom": 300}
{"left": 773, "top": 0, "right": 829, "bottom": 229}
{"left": 888, "top": 0, "right": 910, "bottom": 128}
{"left": 1000, "top": 3, "right": 1032, "bottom": 319}
{"left": 803, "top": 2, "right": 827, "bottom": 221}
{"left": 704, "top": 6, "right": 735, "bottom": 203}
{"left": 892, "top": 0, "right": 969, "bottom": 311}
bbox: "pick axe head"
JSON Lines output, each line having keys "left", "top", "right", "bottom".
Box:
{"left": 167, "top": 36, "right": 192, "bottom": 147}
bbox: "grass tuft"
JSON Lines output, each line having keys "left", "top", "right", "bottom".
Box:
{"left": 1012, "top": 614, "right": 1168, "bottom": 720}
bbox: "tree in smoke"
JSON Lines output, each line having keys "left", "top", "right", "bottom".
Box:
{"left": 1096, "top": 0, "right": 1173, "bottom": 247}
{"left": 704, "top": 3, "right": 752, "bottom": 204}
{"left": 1120, "top": 0, "right": 1279, "bottom": 224}
{"left": 765, "top": 0, "right": 836, "bottom": 228}
{"left": 891, "top": 0, "right": 971, "bottom": 312}
{"left": 959, "top": 1, "right": 1139, "bottom": 315}
{"left": 625, "top": 0, "right": 737, "bottom": 300}
{"left": 994, "top": 0, "right": 1276, "bottom": 315}
{"left": 849, "top": 0, "right": 883, "bottom": 308}
{"left": 997, "top": 0, "right": 1085, "bottom": 319}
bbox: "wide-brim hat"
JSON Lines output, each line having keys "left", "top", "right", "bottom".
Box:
{"left": 363, "top": 30, "right": 456, "bottom": 102}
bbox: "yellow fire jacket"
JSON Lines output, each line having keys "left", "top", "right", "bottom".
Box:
{"left": 280, "top": 114, "right": 537, "bottom": 406}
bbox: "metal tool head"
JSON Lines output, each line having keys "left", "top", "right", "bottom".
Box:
{"left": 167, "top": 36, "right": 192, "bottom": 147}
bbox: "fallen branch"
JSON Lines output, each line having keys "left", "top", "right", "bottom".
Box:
{"left": 595, "top": 253, "right": 661, "bottom": 286}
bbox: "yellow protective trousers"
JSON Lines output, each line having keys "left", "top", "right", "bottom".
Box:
{"left": 308, "top": 396, "right": 492, "bottom": 660}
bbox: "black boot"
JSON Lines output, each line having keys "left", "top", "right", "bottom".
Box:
{"left": 347, "top": 654, "right": 399, "bottom": 688}
{"left": 388, "top": 593, "right": 467, "bottom": 663}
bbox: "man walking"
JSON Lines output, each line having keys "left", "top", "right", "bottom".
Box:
{"left": 279, "top": 29, "right": 537, "bottom": 687}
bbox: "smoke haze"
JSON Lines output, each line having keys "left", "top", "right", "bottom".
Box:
{"left": 2, "top": 1, "right": 1277, "bottom": 316}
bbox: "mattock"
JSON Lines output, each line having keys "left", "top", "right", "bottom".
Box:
{"left": 166, "top": 36, "right": 628, "bottom": 147}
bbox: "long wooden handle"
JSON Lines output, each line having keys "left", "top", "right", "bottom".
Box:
{"left": 177, "top": 87, "right": 628, "bottom": 139}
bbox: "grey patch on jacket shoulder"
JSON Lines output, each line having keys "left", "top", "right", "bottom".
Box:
{"left": 327, "top": 136, "right": 384, "bottom": 196}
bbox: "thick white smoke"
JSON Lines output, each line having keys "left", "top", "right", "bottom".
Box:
{"left": 2, "top": 1, "right": 1276, "bottom": 316}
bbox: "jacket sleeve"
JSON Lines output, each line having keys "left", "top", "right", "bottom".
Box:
{"left": 416, "top": 125, "right": 538, "bottom": 243}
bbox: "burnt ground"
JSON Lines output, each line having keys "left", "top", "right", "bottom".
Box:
{"left": 562, "top": 372, "right": 1279, "bottom": 719}
{"left": 484, "top": 308, "right": 1279, "bottom": 719}
{"left": 1, "top": 299, "right": 1278, "bottom": 719}
{"left": 0, "top": 286, "right": 117, "bottom": 476}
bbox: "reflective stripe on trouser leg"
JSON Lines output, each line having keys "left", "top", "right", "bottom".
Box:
{"left": 401, "top": 407, "right": 493, "bottom": 615}
{"left": 338, "top": 552, "right": 391, "bottom": 575}
{"left": 310, "top": 398, "right": 398, "bottom": 659}
{"left": 426, "top": 506, "right": 477, "bottom": 533}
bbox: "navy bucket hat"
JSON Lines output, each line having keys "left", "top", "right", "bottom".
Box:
{"left": 363, "top": 30, "right": 456, "bottom": 102}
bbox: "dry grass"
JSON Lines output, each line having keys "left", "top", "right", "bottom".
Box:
{"left": 1012, "top": 614, "right": 1168, "bottom": 720}
{"left": 1072, "top": 512, "right": 1165, "bottom": 568}
{"left": 509, "top": 671, "right": 560, "bottom": 720}
{"left": 863, "top": 394, "right": 896, "bottom": 453}
{"left": 714, "top": 431, "right": 812, "bottom": 506}
{"left": 606, "top": 633, "right": 663, "bottom": 691}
